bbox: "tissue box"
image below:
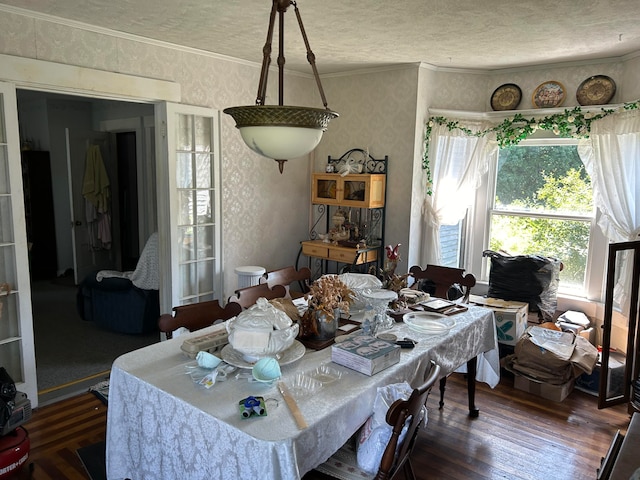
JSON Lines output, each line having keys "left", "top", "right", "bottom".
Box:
{"left": 331, "top": 335, "right": 400, "bottom": 376}
{"left": 470, "top": 295, "right": 528, "bottom": 346}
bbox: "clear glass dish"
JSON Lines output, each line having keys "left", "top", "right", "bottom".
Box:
{"left": 288, "top": 372, "right": 323, "bottom": 398}
{"left": 402, "top": 312, "right": 456, "bottom": 334}
{"left": 306, "top": 364, "right": 343, "bottom": 384}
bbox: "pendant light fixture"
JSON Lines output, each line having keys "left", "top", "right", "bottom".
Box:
{"left": 224, "top": 0, "right": 338, "bottom": 173}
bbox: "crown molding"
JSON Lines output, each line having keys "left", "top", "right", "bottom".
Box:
{"left": 421, "top": 51, "right": 638, "bottom": 76}
{"left": 0, "top": 53, "right": 180, "bottom": 102}
{"left": 0, "top": 5, "right": 263, "bottom": 69}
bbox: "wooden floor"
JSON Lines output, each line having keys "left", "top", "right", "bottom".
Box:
{"left": 15, "top": 393, "right": 106, "bottom": 480}
{"left": 12, "top": 372, "right": 633, "bottom": 480}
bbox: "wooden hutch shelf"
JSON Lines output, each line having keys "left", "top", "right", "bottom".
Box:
{"left": 299, "top": 148, "right": 388, "bottom": 278}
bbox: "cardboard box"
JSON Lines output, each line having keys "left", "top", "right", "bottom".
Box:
{"left": 470, "top": 295, "right": 529, "bottom": 346}
{"left": 579, "top": 327, "right": 596, "bottom": 345}
{"left": 331, "top": 335, "right": 400, "bottom": 376}
{"left": 513, "top": 373, "right": 575, "bottom": 402}
{"left": 575, "top": 351, "right": 625, "bottom": 397}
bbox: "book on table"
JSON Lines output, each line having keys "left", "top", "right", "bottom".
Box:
{"left": 418, "top": 298, "right": 457, "bottom": 313}
{"left": 331, "top": 334, "right": 400, "bottom": 376}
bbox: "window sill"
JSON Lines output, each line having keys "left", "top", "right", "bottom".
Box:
{"left": 472, "top": 280, "right": 600, "bottom": 318}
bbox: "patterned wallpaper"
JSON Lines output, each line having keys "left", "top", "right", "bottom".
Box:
{"left": 0, "top": 11, "right": 317, "bottom": 299}
{"left": 315, "top": 67, "right": 422, "bottom": 276}
{"left": 1, "top": 9, "right": 639, "bottom": 302}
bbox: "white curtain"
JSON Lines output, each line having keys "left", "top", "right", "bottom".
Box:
{"left": 578, "top": 109, "right": 640, "bottom": 309}
{"left": 421, "top": 121, "right": 497, "bottom": 265}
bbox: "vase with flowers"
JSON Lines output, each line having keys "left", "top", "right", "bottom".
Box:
{"left": 301, "top": 276, "right": 354, "bottom": 340}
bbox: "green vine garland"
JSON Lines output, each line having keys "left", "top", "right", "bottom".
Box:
{"left": 422, "top": 99, "right": 640, "bottom": 195}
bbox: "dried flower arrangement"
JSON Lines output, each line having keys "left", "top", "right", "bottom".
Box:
{"left": 300, "top": 276, "right": 354, "bottom": 337}
{"left": 306, "top": 276, "right": 354, "bottom": 321}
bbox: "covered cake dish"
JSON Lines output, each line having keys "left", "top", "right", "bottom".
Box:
{"left": 338, "top": 273, "right": 383, "bottom": 312}
{"left": 226, "top": 297, "right": 299, "bottom": 362}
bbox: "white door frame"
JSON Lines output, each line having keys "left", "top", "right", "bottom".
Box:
{"left": 0, "top": 81, "right": 38, "bottom": 405}
{"left": 0, "top": 56, "right": 181, "bottom": 408}
{"left": 154, "top": 103, "right": 224, "bottom": 314}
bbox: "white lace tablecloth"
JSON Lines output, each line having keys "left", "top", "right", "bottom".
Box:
{"left": 105, "top": 305, "right": 497, "bottom": 480}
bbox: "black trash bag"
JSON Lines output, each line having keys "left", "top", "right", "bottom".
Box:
{"left": 483, "top": 250, "right": 561, "bottom": 321}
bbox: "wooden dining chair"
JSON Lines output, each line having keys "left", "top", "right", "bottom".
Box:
{"left": 409, "top": 264, "right": 476, "bottom": 410}
{"left": 227, "top": 283, "right": 287, "bottom": 309}
{"left": 314, "top": 361, "right": 441, "bottom": 480}
{"left": 158, "top": 299, "right": 242, "bottom": 339}
{"left": 260, "top": 265, "right": 311, "bottom": 299}
{"left": 408, "top": 264, "right": 476, "bottom": 303}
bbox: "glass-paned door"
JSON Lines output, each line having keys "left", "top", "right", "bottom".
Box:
{"left": 0, "top": 82, "right": 37, "bottom": 405}
{"left": 155, "top": 103, "right": 222, "bottom": 312}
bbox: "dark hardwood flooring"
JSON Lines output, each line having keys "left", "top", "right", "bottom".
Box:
{"left": 15, "top": 393, "right": 106, "bottom": 479}
{"left": 11, "top": 371, "right": 632, "bottom": 480}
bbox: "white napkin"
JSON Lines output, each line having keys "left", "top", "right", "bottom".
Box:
{"left": 171, "top": 327, "right": 190, "bottom": 338}
{"left": 232, "top": 330, "right": 270, "bottom": 351}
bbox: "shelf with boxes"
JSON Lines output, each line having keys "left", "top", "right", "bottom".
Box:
{"left": 300, "top": 149, "right": 388, "bottom": 279}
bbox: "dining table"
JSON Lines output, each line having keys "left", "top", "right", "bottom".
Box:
{"left": 105, "top": 304, "right": 498, "bottom": 480}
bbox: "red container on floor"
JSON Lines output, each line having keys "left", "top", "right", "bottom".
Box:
{"left": 0, "top": 427, "right": 29, "bottom": 479}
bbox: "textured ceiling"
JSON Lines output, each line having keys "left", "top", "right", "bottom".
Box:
{"left": 2, "top": 0, "right": 639, "bottom": 74}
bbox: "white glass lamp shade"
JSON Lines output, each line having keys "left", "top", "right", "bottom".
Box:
{"left": 238, "top": 125, "right": 323, "bottom": 159}
{"left": 224, "top": 105, "right": 338, "bottom": 160}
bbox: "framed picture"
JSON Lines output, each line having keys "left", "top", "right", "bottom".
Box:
{"left": 532, "top": 80, "right": 566, "bottom": 108}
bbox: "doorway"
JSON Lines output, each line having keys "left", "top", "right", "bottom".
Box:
{"left": 16, "top": 90, "right": 159, "bottom": 403}
{"left": 116, "top": 131, "right": 140, "bottom": 271}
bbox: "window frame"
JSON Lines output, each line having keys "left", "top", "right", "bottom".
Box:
{"left": 466, "top": 136, "right": 607, "bottom": 302}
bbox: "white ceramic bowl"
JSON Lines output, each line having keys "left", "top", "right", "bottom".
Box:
{"left": 226, "top": 298, "right": 299, "bottom": 361}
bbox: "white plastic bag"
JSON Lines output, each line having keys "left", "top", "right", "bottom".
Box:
{"left": 356, "top": 382, "right": 424, "bottom": 473}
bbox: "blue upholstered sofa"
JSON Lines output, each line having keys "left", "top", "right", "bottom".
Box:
{"left": 77, "top": 273, "right": 159, "bottom": 334}
{"left": 76, "top": 232, "right": 160, "bottom": 334}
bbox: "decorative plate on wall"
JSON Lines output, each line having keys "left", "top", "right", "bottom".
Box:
{"left": 576, "top": 75, "right": 616, "bottom": 106}
{"left": 532, "top": 80, "right": 566, "bottom": 108}
{"left": 490, "top": 83, "right": 522, "bottom": 111}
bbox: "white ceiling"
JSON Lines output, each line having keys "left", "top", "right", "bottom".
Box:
{"left": 3, "top": 0, "right": 640, "bottom": 74}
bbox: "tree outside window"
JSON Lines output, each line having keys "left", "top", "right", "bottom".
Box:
{"left": 489, "top": 144, "right": 593, "bottom": 293}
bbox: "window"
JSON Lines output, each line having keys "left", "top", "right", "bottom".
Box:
{"left": 468, "top": 138, "right": 607, "bottom": 300}
{"left": 440, "top": 221, "right": 465, "bottom": 268}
